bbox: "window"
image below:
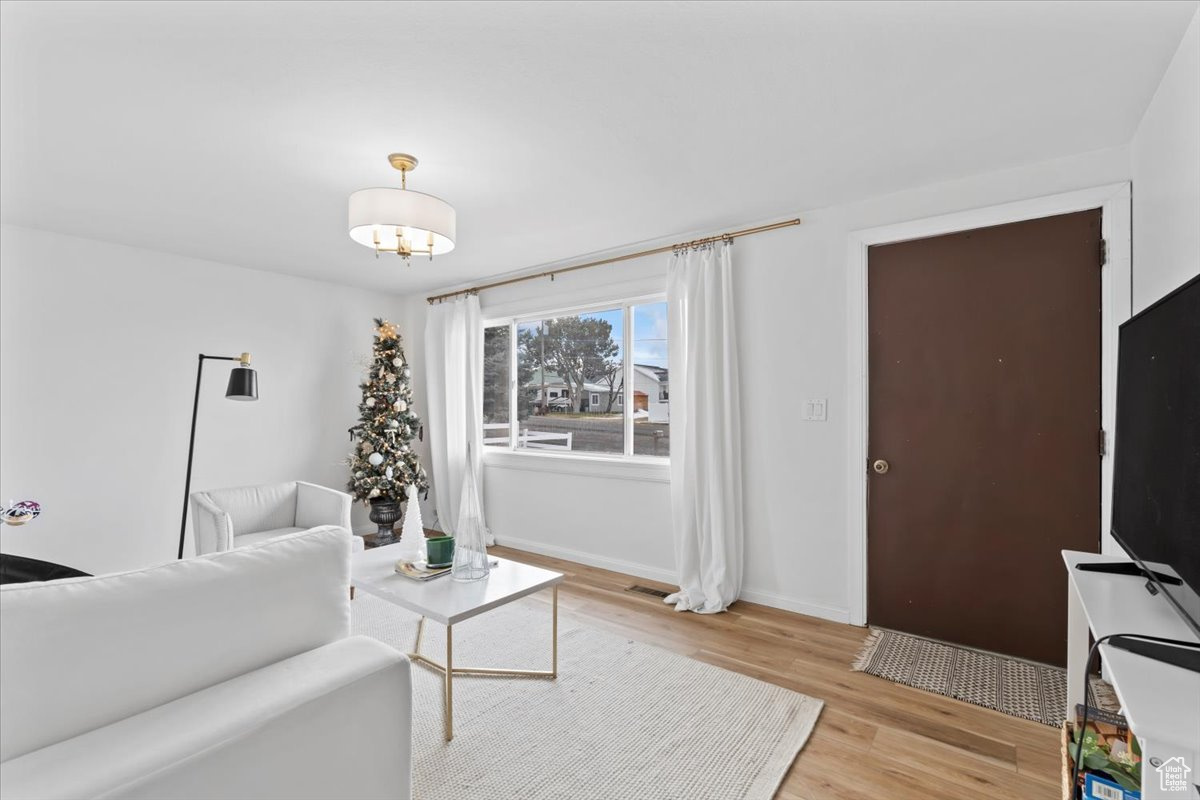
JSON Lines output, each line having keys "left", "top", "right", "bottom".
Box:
{"left": 482, "top": 298, "right": 669, "bottom": 459}
{"left": 632, "top": 302, "right": 670, "bottom": 456}
{"left": 482, "top": 324, "right": 512, "bottom": 447}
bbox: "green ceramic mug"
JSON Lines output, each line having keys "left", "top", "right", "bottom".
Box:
{"left": 426, "top": 536, "right": 455, "bottom": 568}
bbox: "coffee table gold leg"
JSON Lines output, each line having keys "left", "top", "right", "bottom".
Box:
{"left": 414, "top": 616, "right": 426, "bottom": 654}
{"left": 552, "top": 584, "right": 558, "bottom": 678}
{"left": 444, "top": 624, "right": 454, "bottom": 741}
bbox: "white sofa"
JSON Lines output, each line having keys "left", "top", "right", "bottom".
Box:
{"left": 0, "top": 527, "right": 411, "bottom": 800}
{"left": 190, "top": 481, "right": 364, "bottom": 555}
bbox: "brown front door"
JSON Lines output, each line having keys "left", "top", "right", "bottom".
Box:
{"left": 867, "top": 209, "right": 1102, "bottom": 666}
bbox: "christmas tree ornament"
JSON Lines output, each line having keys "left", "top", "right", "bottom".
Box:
{"left": 368, "top": 452, "right": 384, "bottom": 466}
{"left": 377, "top": 321, "right": 399, "bottom": 340}
{"left": 392, "top": 357, "right": 404, "bottom": 367}
{"left": 365, "top": 397, "right": 376, "bottom": 407}
{"left": 385, "top": 466, "right": 394, "bottom": 479}
{"left": 388, "top": 419, "right": 400, "bottom": 428}
{"left": 396, "top": 400, "right": 408, "bottom": 412}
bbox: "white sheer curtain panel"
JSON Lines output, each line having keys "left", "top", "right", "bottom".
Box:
{"left": 424, "top": 294, "right": 492, "bottom": 544}
{"left": 664, "top": 240, "right": 744, "bottom": 613}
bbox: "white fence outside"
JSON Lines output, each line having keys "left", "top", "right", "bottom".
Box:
{"left": 483, "top": 423, "right": 573, "bottom": 451}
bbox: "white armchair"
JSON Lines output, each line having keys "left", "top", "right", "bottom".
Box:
{"left": 0, "top": 527, "right": 412, "bottom": 800}
{"left": 190, "top": 481, "right": 363, "bottom": 555}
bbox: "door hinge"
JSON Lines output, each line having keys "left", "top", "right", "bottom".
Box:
{"left": 1100, "top": 239, "right": 1108, "bottom": 267}
{"left": 1099, "top": 429, "right": 1107, "bottom": 458}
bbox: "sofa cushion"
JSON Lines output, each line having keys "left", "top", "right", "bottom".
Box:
{"left": 0, "top": 527, "right": 352, "bottom": 762}
{"left": 0, "top": 636, "right": 410, "bottom": 800}
{"left": 234, "top": 527, "right": 307, "bottom": 547}
{"left": 204, "top": 482, "right": 298, "bottom": 536}
{"left": 235, "top": 527, "right": 365, "bottom": 553}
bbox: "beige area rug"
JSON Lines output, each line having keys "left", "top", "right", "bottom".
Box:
{"left": 852, "top": 628, "right": 1118, "bottom": 727}
{"left": 352, "top": 592, "right": 823, "bottom": 800}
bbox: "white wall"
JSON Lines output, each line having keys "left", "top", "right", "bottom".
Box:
{"left": 1131, "top": 8, "right": 1200, "bottom": 311}
{"left": 0, "top": 225, "right": 403, "bottom": 574}
{"left": 401, "top": 145, "right": 1132, "bottom": 622}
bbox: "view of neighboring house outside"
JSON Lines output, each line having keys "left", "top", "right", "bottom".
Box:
{"left": 530, "top": 364, "right": 667, "bottom": 417}
{"left": 590, "top": 364, "right": 668, "bottom": 421}
{"left": 527, "top": 368, "right": 573, "bottom": 408}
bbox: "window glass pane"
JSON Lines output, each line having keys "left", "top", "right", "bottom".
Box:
{"left": 482, "top": 324, "right": 511, "bottom": 447}
{"left": 518, "top": 309, "right": 624, "bottom": 454}
{"left": 632, "top": 301, "right": 670, "bottom": 457}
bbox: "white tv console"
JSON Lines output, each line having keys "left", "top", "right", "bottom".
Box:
{"left": 1065, "top": 550, "right": 1200, "bottom": 798}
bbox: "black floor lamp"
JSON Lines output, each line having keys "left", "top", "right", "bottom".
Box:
{"left": 178, "top": 352, "right": 259, "bottom": 559}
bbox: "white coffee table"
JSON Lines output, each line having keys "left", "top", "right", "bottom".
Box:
{"left": 352, "top": 543, "right": 564, "bottom": 741}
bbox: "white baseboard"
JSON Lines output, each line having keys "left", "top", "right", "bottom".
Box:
{"left": 494, "top": 534, "right": 852, "bottom": 625}
{"left": 736, "top": 587, "right": 851, "bottom": 624}
{"left": 494, "top": 534, "right": 679, "bottom": 586}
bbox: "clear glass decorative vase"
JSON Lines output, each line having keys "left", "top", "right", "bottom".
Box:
{"left": 451, "top": 462, "right": 489, "bottom": 582}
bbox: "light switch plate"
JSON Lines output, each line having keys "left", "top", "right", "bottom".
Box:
{"left": 802, "top": 398, "right": 827, "bottom": 422}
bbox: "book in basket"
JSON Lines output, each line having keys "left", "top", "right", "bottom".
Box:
{"left": 1064, "top": 705, "right": 1142, "bottom": 800}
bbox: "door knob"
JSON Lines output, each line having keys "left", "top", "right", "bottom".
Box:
{"left": 872, "top": 459, "right": 890, "bottom": 474}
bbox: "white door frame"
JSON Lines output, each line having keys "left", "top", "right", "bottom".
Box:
{"left": 844, "top": 182, "right": 1132, "bottom": 627}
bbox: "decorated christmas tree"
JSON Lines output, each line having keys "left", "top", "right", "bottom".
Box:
{"left": 347, "top": 320, "right": 428, "bottom": 520}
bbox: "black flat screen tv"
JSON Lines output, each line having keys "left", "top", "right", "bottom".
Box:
{"left": 1111, "top": 273, "right": 1200, "bottom": 638}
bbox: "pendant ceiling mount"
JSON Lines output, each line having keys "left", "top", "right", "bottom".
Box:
{"left": 387, "top": 153, "right": 419, "bottom": 174}
{"left": 348, "top": 152, "right": 456, "bottom": 263}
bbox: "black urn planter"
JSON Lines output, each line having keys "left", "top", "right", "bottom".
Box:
{"left": 368, "top": 498, "right": 402, "bottom": 546}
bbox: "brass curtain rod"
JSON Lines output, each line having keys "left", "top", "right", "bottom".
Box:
{"left": 425, "top": 218, "right": 801, "bottom": 304}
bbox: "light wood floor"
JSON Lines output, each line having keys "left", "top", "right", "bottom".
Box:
{"left": 492, "top": 545, "right": 1063, "bottom": 800}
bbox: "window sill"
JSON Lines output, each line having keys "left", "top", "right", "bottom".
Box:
{"left": 482, "top": 448, "right": 670, "bottom": 483}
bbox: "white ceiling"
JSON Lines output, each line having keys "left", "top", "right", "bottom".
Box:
{"left": 1, "top": 1, "right": 1195, "bottom": 294}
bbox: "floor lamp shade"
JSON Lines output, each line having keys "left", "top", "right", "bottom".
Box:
{"left": 225, "top": 367, "right": 258, "bottom": 400}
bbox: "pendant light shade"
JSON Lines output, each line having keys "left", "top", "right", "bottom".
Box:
{"left": 225, "top": 364, "right": 258, "bottom": 401}
{"left": 348, "top": 188, "right": 456, "bottom": 254}
{"left": 348, "top": 153, "right": 456, "bottom": 261}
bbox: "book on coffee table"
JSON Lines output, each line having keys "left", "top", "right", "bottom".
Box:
{"left": 394, "top": 561, "right": 452, "bottom": 581}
